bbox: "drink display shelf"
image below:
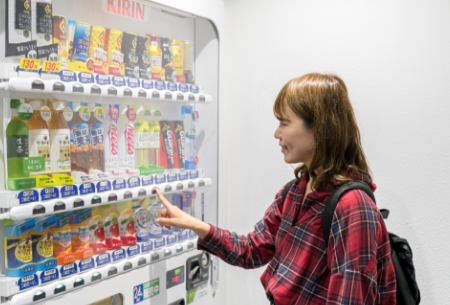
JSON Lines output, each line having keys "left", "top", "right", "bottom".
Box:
{"left": 1, "top": 77, "right": 212, "bottom": 103}
{"left": 0, "top": 237, "right": 198, "bottom": 303}
{"left": 0, "top": 175, "right": 212, "bottom": 221}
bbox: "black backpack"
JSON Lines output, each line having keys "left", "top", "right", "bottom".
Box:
{"left": 282, "top": 179, "right": 421, "bottom": 305}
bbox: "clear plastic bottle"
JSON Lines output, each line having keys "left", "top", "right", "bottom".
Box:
{"left": 48, "top": 100, "right": 71, "bottom": 176}
{"left": 6, "top": 99, "right": 29, "bottom": 179}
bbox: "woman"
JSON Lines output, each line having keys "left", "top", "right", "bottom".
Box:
{"left": 155, "top": 73, "right": 397, "bottom": 304}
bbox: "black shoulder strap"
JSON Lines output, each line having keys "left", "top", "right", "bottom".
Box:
{"left": 322, "top": 180, "right": 376, "bottom": 246}
{"left": 282, "top": 179, "right": 297, "bottom": 204}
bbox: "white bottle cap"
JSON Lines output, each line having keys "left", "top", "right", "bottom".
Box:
{"left": 30, "top": 100, "right": 42, "bottom": 111}
{"left": 53, "top": 101, "right": 65, "bottom": 111}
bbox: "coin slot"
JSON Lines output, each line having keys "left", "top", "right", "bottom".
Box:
{"left": 123, "top": 191, "right": 132, "bottom": 199}
{"left": 73, "top": 199, "right": 84, "bottom": 208}
{"left": 152, "top": 91, "right": 160, "bottom": 99}
{"left": 188, "top": 94, "right": 195, "bottom": 101}
{"left": 31, "top": 80, "right": 45, "bottom": 90}
{"left": 124, "top": 262, "right": 132, "bottom": 271}
{"left": 124, "top": 88, "right": 132, "bottom": 97}
{"left": 33, "top": 205, "right": 46, "bottom": 215}
{"left": 138, "top": 258, "right": 147, "bottom": 266}
{"left": 108, "top": 193, "right": 118, "bottom": 202}
{"left": 52, "top": 82, "right": 65, "bottom": 92}
{"left": 138, "top": 90, "right": 147, "bottom": 98}
{"left": 90, "top": 85, "right": 101, "bottom": 94}
{"left": 53, "top": 202, "right": 65, "bottom": 212}
{"left": 165, "top": 92, "right": 172, "bottom": 100}
{"left": 177, "top": 93, "right": 184, "bottom": 101}
{"left": 108, "top": 87, "right": 117, "bottom": 96}
{"left": 108, "top": 267, "right": 118, "bottom": 276}
{"left": 72, "top": 84, "right": 84, "bottom": 93}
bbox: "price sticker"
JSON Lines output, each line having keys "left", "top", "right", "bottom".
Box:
{"left": 18, "top": 58, "right": 41, "bottom": 73}
{"left": 41, "top": 61, "right": 62, "bottom": 75}
{"left": 93, "top": 107, "right": 106, "bottom": 121}
{"left": 79, "top": 106, "right": 91, "bottom": 121}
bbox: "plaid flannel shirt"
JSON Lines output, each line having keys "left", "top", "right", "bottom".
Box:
{"left": 198, "top": 172, "right": 396, "bottom": 304}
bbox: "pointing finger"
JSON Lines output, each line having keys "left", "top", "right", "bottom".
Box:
{"left": 155, "top": 189, "right": 173, "bottom": 209}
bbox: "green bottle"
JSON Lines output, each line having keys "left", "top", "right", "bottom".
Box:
{"left": 6, "top": 99, "right": 29, "bottom": 179}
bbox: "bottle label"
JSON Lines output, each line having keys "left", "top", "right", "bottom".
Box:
{"left": 32, "top": 233, "right": 53, "bottom": 262}
{"left": 36, "top": 3, "right": 52, "bottom": 37}
{"left": 50, "top": 134, "right": 70, "bottom": 172}
{"left": 89, "top": 126, "right": 104, "bottom": 147}
{"left": 7, "top": 135, "right": 29, "bottom": 158}
{"left": 135, "top": 132, "right": 150, "bottom": 149}
{"left": 73, "top": 126, "right": 90, "bottom": 147}
{"left": 15, "top": 0, "right": 31, "bottom": 31}
{"left": 29, "top": 133, "right": 51, "bottom": 172}
{"left": 104, "top": 216, "right": 120, "bottom": 240}
{"left": 119, "top": 214, "right": 135, "bottom": 239}
{"left": 108, "top": 123, "right": 119, "bottom": 164}
{"left": 53, "top": 230, "right": 71, "bottom": 252}
{"left": 89, "top": 219, "right": 106, "bottom": 245}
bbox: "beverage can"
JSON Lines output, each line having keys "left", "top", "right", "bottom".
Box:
{"left": 170, "top": 39, "right": 185, "bottom": 83}
{"left": 88, "top": 26, "right": 107, "bottom": 65}
{"left": 136, "top": 35, "right": 151, "bottom": 79}
{"left": 122, "top": 32, "right": 139, "bottom": 78}
{"left": 106, "top": 29, "right": 125, "bottom": 76}
{"left": 53, "top": 15, "right": 67, "bottom": 65}
{"left": 161, "top": 37, "right": 175, "bottom": 82}
{"left": 72, "top": 22, "right": 91, "bottom": 63}
{"left": 148, "top": 34, "right": 162, "bottom": 80}
{"left": 181, "top": 40, "right": 195, "bottom": 84}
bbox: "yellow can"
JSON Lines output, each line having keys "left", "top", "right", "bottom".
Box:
{"left": 107, "top": 29, "right": 124, "bottom": 66}
{"left": 89, "top": 26, "right": 106, "bottom": 64}
{"left": 52, "top": 15, "right": 67, "bottom": 65}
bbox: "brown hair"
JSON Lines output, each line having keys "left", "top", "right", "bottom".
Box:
{"left": 273, "top": 73, "right": 371, "bottom": 191}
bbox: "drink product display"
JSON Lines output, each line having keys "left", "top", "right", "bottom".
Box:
{"left": 136, "top": 35, "right": 151, "bottom": 79}
{"left": 4, "top": 218, "right": 36, "bottom": 277}
{"left": 148, "top": 34, "right": 162, "bottom": 80}
{"left": 105, "top": 28, "right": 124, "bottom": 76}
{"left": 161, "top": 37, "right": 175, "bottom": 82}
{"left": 89, "top": 25, "right": 107, "bottom": 73}
{"left": 70, "top": 209, "right": 93, "bottom": 260}
{"left": 104, "top": 104, "right": 120, "bottom": 172}
{"left": 52, "top": 15, "right": 67, "bottom": 66}
{"left": 28, "top": 99, "right": 52, "bottom": 177}
{"left": 88, "top": 103, "right": 106, "bottom": 176}
{"left": 122, "top": 32, "right": 139, "bottom": 78}
{"left": 159, "top": 120, "right": 175, "bottom": 170}
{"left": 134, "top": 106, "right": 151, "bottom": 168}
{"left": 31, "top": 0, "right": 52, "bottom": 47}
{"left": 170, "top": 39, "right": 184, "bottom": 83}
{"left": 147, "top": 110, "right": 161, "bottom": 169}
{"left": 134, "top": 198, "right": 150, "bottom": 243}
{"left": 71, "top": 21, "right": 91, "bottom": 63}
{"left": 52, "top": 212, "right": 76, "bottom": 266}
{"left": 89, "top": 207, "right": 107, "bottom": 255}
{"left": 48, "top": 100, "right": 71, "bottom": 176}
{"left": 7, "top": 99, "right": 30, "bottom": 179}
{"left": 182, "top": 106, "right": 198, "bottom": 169}
{"left": 118, "top": 105, "right": 136, "bottom": 170}
{"left": 7, "top": 0, "right": 32, "bottom": 45}
{"left": 147, "top": 196, "right": 164, "bottom": 240}
{"left": 99, "top": 204, "right": 123, "bottom": 250}
{"left": 181, "top": 40, "right": 195, "bottom": 84}
{"left": 172, "top": 120, "right": 186, "bottom": 169}
{"left": 31, "top": 215, "right": 57, "bottom": 271}
{"left": 67, "top": 101, "right": 90, "bottom": 180}
{"left": 116, "top": 201, "right": 137, "bottom": 246}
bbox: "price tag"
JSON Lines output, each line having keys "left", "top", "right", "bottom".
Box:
{"left": 155, "top": 81, "right": 166, "bottom": 90}
{"left": 18, "top": 58, "right": 41, "bottom": 73}
{"left": 190, "top": 84, "right": 199, "bottom": 94}
{"left": 142, "top": 79, "right": 153, "bottom": 89}
{"left": 167, "top": 82, "right": 177, "bottom": 92}
{"left": 41, "top": 61, "right": 61, "bottom": 75}
{"left": 178, "top": 83, "right": 189, "bottom": 93}
{"left": 23, "top": 157, "right": 45, "bottom": 173}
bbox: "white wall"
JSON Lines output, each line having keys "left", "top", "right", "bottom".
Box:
{"left": 220, "top": 0, "right": 450, "bottom": 303}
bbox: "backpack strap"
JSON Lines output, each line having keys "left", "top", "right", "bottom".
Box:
{"left": 282, "top": 179, "right": 297, "bottom": 204}
{"left": 322, "top": 180, "right": 376, "bottom": 247}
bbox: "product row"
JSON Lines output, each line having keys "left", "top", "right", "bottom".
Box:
{"left": 6, "top": 98, "right": 199, "bottom": 190}
{"left": 5, "top": 192, "right": 198, "bottom": 280}
{"left": 6, "top": 0, "right": 195, "bottom": 82}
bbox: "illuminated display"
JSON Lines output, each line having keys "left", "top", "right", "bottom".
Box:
{"left": 166, "top": 266, "right": 185, "bottom": 289}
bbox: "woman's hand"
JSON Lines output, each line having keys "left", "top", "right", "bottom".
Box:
{"left": 155, "top": 189, "right": 210, "bottom": 239}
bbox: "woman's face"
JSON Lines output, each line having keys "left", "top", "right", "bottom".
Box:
{"left": 274, "top": 103, "right": 314, "bottom": 166}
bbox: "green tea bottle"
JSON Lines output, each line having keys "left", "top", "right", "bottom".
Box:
{"left": 6, "top": 99, "right": 29, "bottom": 179}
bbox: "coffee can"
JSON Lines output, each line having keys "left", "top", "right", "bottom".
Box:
{"left": 52, "top": 15, "right": 67, "bottom": 65}
{"left": 89, "top": 25, "right": 106, "bottom": 64}
{"left": 181, "top": 40, "right": 195, "bottom": 83}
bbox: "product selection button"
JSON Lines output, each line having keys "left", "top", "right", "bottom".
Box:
{"left": 112, "top": 76, "right": 126, "bottom": 87}
{"left": 78, "top": 72, "right": 94, "bottom": 84}
{"left": 40, "top": 187, "right": 59, "bottom": 201}
{"left": 128, "top": 176, "right": 141, "bottom": 188}
{"left": 80, "top": 183, "right": 95, "bottom": 195}
{"left": 113, "top": 178, "right": 127, "bottom": 190}
{"left": 97, "top": 180, "right": 112, "bottom": 193}
{"left": 155, "top": 80, "right": 166, "bottom": 90}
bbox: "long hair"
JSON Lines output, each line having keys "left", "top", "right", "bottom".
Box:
{"left": 273, "top": 73, "right": 371, "bottom": 191}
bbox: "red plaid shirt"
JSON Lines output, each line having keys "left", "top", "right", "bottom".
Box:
{"left": 198, "top": 172, "right": 396, "bottom": 304}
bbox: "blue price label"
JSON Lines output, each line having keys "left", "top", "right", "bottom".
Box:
{"left": 18, "top": 274, "right": 38, "bottom": 291}
{"left": 142, "top": 175, "right": 153, "bottom": 186}
{"left": 113, "top": 178, "right": 127, "bottom": 190}
{"left": 18, "top": 190, "right": 39, "bottom": 204}
{"left": 166, "top": 234, "right": 177, "bottom": 245}
{"left": 40, "top": 187, "right": 59, "bottom": 201}
{"left": 128, "top": 176, "right": 141, "bottom": 188}
{"left": 96, "top": 253, "right": 111, "bottom": 267}
{"left": 189, "top": 170, "right": 199, "bottom": 179}
{"left": 142, "top": 240, "right": 153, "bottom": 253}
{"left": 155, "top": 81, "right": 166, "bottom": 90}
{"left": 112, "top": 248, "right": 126, "bottom": 261}
{"left": 112, "top": 76, "right": 126, "bottom": 87}
{"left": 155, "top": 174, "right": 166, "bottom": 184}
{"left": 167, "top": 172, "right": 177, "bottom": 182}
{"left": 60, "top": 70, "right": 77, "bottom": 82}
{"left": 167, "top": 82, "right": 177, "bottom": 92}
{"left": 78, "top": 72, "right": 94, "bottom": 84}
{"left": 60, "top": 262, "right": 77, "bottom": 278}
{"left": 79, "top": 258, "right": 95, "bottom": 272}
{"left": 80, "top": 183, "right": 95, "bottom": 195}
{"left": 128, "top": 78, "right": 140, "bottom": 88}
{"left": 142, "top": 79, "right": 153, "bottom": 89}
{"left": 178, "top": 83, "right": 189, "bottom": 93}
{"left": 178, "top": 230, "right": 188, "bottom": 241}
{"left": 61, "top": 185, "right": 78, "bottom": 198}
{"left": 97, "top": 180, "right": 112, "bottom": 192}
{"left": 178, "top": 171, "right": 189, "bottom": 181}
{"left": 40, "top": 268, "right": 59, "bottom": 284}
{"left": 154, "top": 237, "right": 165, "bottom": 249}
{"left": 96, "top": 74, "right": 111, "bottom": 85}
{"left": 127, "top": 244, "right": 140, "bottom": 257}
{"left": 190, "top": 84, "right": 199, "bottom": 93}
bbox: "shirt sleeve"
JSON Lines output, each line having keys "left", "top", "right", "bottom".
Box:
{"left": 326, "top": 189, "right": 396, "bottom": 305}
{"left": 197, "top": 186, "right": 285, "bottom": 269}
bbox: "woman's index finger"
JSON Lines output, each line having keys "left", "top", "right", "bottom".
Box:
{"left": 155, "top": 189, "right": 172, "bottom": 208}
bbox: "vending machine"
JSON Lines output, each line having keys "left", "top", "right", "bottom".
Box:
{"left": 0, "top": 0, "right": 222, "bottom": 304}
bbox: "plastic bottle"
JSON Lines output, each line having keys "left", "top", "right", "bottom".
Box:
{"left": 7, "top": 99, "right": 30, "bottom": 179}
{"left": 31, "top": 215, "right": 57, "bottom": 271}
{"left": 70, "top": 209, "right": 93, "bottom": 261}
{"left": 48, "top": 100, "right": 71, "bottom": 176}
{"left": 170, "top": 39, "right": 184, "bottom": 83}
{"left": 98, "top": 204, "right": 123, "bottom": 250}
{"left": 104, "top": 104, "right": 120, "bottom": 171}
{"left": 147, "top": 196, "right": 164, "bottom": 239}
{"left": 87, "top": 103, "right": 106, "bottom": 175}
{"left": 66, "top": 101, "right": 90, "bottom": 178}
{"left": 88, "top": 207, "right": 107, "bottom": 255}
{"left": 118, "top": 105, "right": 136, "bottom": 171}
{"left": 133, "top": 199, "right": 150, "bottom": 243}
{"left": 28, "top": 99, "right": 52, "bottom": 177}
{"left": 116, "top": 201, "right": 137, "bottom": 246}
{"left": 182, "top": 106, "right": 198, "bottom": 169}
{"left": 52, "top": 212, "right": 76, "bottom": 266}
{"left": 4, "top": 218, "right": 36, "bottom": 277}
{"left": 134, "top": 106, "right": 151, "bottom": 168}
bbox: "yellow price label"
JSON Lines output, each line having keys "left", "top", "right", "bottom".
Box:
{"left": 42, "top": 61, "right": 62, "bottom": 74}
{"left": 19, "top": 58, "right": 41, "bottom": 72}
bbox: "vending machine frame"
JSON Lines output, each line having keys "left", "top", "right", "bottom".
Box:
{"left": 0, "top": 0, "right": 224, "bottom": 304}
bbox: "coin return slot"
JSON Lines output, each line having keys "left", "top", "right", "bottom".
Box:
{"left": 138, "top": 90, "right": 147, "bottom": 98}
{"left": 138, "top": 189, "right": 146, "bottom": 197}
{"left": 123, "top": 191, "right": 132, "bottom": 199}
{"left": 108, "top": 194, "right": 118, "bottom": 202}
{"left": 91, "top": 85, "right": 101, "bottom": 94}
{"left": 188, "top": 182, "right": 195, "bottom": 188}
{"left": 152, "top": 91, "right": 160, "bottom": 99}
{"left": 91, "top": 272, "right": 102, "bottom": 282}
{"left": 31, "top": 80, "right": 45, "bottom": 90}
{"left": 33, "top": 205, "right": 46, "bottom": 215}
{"left": 124, "top": 262, "right": 132, "bottom": 271}
{"left": 188, "top": 242, "right": 194, "bottom": 250}
{"left": 33, "top": 291, "right": 46, "bottom": 302}
{"left": 177, "top": 93, "right": 184, "bottom": 100}
{"left": 199, "top": 95, "right": 206, "bottom": 102}
{"left": 72, "top": 84, "right": 84, "bottom": 93}
{"left": 108, "top": 87, "right": 117, "bottom": 96}
{"left": 189, "top": 94, "right": 195, "bottom": 101}
{"left": 138, "top": 258, "right": 147, "bottom": 266}
{"left": 151, "top": 253, "right": 160, "bottom": 262}
{"left": 177, "top": 183, "right": 183, "bottom": 191}
{"left": 91, "top": 196, "right": 102, "bottom": 204}
{"left": 165, "top": 92, "right": 173, "bottom": 99}
{"left": 165, "top": 185, "right": 172, "bottom": 192}
{"left": 73, "top": 199, "right": 84, "bottom": 208}
{"left": 199, "top": 180, "right": 205, "bottom": 187}
{"left": 53, "top": 82, "right": 65, "bottom": 92}
{"left": 54, "top": 202, "right": 66, "bottom": 212}
{"left": 124, "top": 89, "right": 132, "bottom": 97}
{"left": 108, "top": 267, "right": 118, "bottom": 276}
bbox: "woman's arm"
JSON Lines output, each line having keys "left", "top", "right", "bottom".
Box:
{"left": 155, "top": 188, "right": 285, "bottom": 269}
